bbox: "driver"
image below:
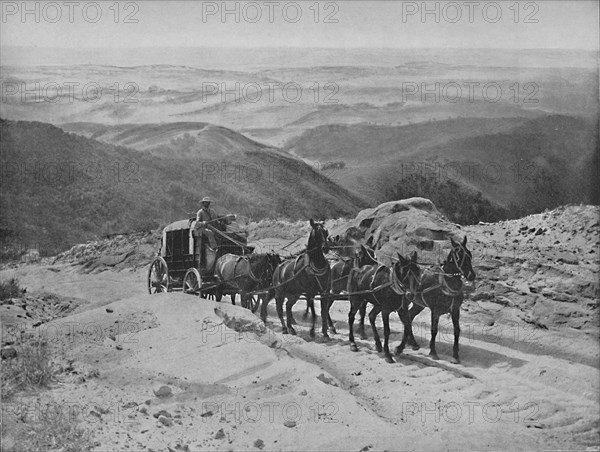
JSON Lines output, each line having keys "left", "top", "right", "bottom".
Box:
{"left": 196, "top": 196, "right": 217, "bottom": 226}
{"left": 195, "top": 196, "right": 218, "bottom": 250}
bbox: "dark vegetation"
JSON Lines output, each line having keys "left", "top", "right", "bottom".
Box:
{"left": 385, "top": 174, "right": 511, "bottom": 224}
{"left": 0, "top": 278, "right": 24, "bottom": 300}
{"left": 289, "top": 115, "right": 599, "bottom": 223}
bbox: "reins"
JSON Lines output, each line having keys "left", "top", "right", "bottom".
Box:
{"left": 412, "top": 245, "right": 469, "bottom": 309}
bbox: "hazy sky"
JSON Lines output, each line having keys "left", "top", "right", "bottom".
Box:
{"left": 1, "top": 1, "right": 598, "bottom": 50}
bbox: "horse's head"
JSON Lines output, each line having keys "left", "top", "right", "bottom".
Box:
{"left": 267, "top": 252, "right": 282, "bottom": 271}
{"left": 394, "top": 251, "right": 421, "bottom": 295}
{"left": 447, "top": 236, "right": 476, "bottom": 282}
{"left": 355, "top": 244, "right": 377, "bottom": 267}
{"left": 309, "top": 219, "right": 329, "bottom": 254}
{"left": 327, "top": 234, "right": 340, "bottom": 248}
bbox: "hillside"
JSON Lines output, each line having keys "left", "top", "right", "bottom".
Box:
{"left": 286, "top": 115, "right": 599, "bottom": 222}
{"left": 285, "top": 117, "right": 527, "bottom": 162}
{"left": 0, "top": 119, "right": 366, "bottom": 257}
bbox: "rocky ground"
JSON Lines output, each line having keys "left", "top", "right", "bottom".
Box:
{"left": 1, "top": 201, "right": 598, "bottom": 451}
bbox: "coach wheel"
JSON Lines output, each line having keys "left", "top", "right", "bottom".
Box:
{"left": 148, "top": 257, "right": 170, "bottom": 294}
{"left": 183, "top": 268, "right": 202, "bottom": 296}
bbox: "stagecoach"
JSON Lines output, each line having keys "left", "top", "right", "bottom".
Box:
{"left": 147, "top": 215, "right": 254, "bottom": 296}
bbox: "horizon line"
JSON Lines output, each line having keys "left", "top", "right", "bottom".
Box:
{"left": 1, "top": 45, "right": 598, "bottom": 52}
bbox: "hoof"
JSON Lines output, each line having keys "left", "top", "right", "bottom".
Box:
{"left": 330, "top": 327, "right": 337, "bottom": 335}
{"left": 360, "top": 333, "right": 368, "bottom": 340}
{"left": 410, "top": 343, "right": 420, "bottom": 351}
{"left": 309, "top": 329, "right": 315, "bottom": 338}
{"left": 394, "top": 346, "right": 404, "bottom": 356}
{"left": 429, "top": 352, "right": 439, "bottom": 360}
{"left": 350, "top": 343, "right": 358, "bottom": 352}
{"left": 282, "top": 328, "right": 289, "bottom": 335}
{"left": 288, "top": 327, "right": 297, "bottom": 336}
{"left": 451, "top": 357, "right": 461, "bottom": 365}
{"left": 385, "top": 355, "right": 395, "bottom": 364}
{"left": 321, "top": 334, "right": 331, "bottom": 342}
{"left": 375, "top": 343, "right": 383, "bottom": 353}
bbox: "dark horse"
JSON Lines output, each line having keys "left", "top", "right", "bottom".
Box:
{"left": 405, "top": 236, "right": 476, "bottom": 364}
{"left": 347, "top": 252, "right": 421, "bottom": 363}
{"left": 262, "top": 219, "right": 331, "bottom": 338}
{"left": 326, "top": 244, "right": 378, "bottom": 336}
{"left": 215, "top": 252, "right": 282, "bottom": 312}
{"left": 301, "top": 243, "right": 378, "bottom": 336}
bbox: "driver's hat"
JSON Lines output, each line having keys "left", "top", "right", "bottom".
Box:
{"left": 201, "top": 196, "right": 212, "bottom": 203}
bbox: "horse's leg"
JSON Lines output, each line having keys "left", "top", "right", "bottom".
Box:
{"left": 368, "top": 304, "right": 382, "bottom": 353}
{"left": 407, "top": 304, "right": 425, "bottom": 349}
{"left": 286, "top": 295, "right": 299, "bottom": 336}
{"left": 302, "top": 304, "right": 309, "bottom": 320}
{"left": 275, "top": 293, "right": 288, "bottom": 334}
{"left": 231, "top": 292, "right": 236, "bottom": 306}
{"left": 451, "top": 300, "right": 461, "bottom": 364}
{"left": 348, "top": 298, "right": 359, "bottom": 352}
{"left": 319, "top": 295, "right": 331, "bottom": 339}
{"left": 395, "top": 304, "right": 411, "bottom": 356}
{"left": 240, "top": 289, "right": 248, "bottom": 310}
{"left": 357, "top": 300, "right": 368, "bottom": 340}
{"left": 289, "top": 297, "right": 301, "bottom": 325}
{"left": 260, "top": 292, "right": 270, "bottom": 324}
{"left": 382, "top": 309, "right": 394, "bottom": 363}
{"left": 305, "top": 296, "right": 316, "bottom": 338}
{"left": 429, "top": 309, "right": 440, "bottom": 360}
{"left": 326, "top": 297, "right": 337, "bottom": 335}
{"left": 251, "top": 295, "right": 261, "bottom": 314}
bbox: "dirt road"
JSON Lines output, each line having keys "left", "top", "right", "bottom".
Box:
{"left": 1, "top": 261, "right": 598, "bottom": 451}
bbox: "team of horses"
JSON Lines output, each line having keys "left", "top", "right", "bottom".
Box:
{"left": 214, "top": 219, "right": 476, "bottom": 364}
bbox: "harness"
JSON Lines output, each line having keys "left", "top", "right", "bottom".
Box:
{"left": 292, "top": 253, "right": 329, "bottom": 292}
{"left": 219, "top": 255, "right": 272, "bottom": 290}
{"left": 267, "top": 232, "right": 331, "bottom": 294}
{"left": 232, "top": 255, "right": 263, "bottom": 283}
{"left": 329, "top": 259, "right": 354, "bottom": 289}
{"left": 348, "top": 264, "right": 411, "bottom": 306}
{"left": 414, "top": 267, "right": 463, "bottom": 310}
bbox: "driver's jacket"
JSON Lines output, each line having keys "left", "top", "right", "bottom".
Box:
{"left": 196, "top": 207, "right": 217, "bottom": 223}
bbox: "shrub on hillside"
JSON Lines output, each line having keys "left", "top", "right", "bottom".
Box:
{"left": 1, "top": 342, "right": 54, "bottom": 399}
{"left": 0, "top": 278, "right": 24, "bottom": 301}
{"left": 385, "top": 174, "right": 510, "bottom": 225}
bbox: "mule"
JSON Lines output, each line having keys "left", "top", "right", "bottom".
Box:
{"left": 215, "top": 252, "right": 282, "bottom": 312}
{"left": 300, "top": 243, "right": 378, "bottom": 336}
{"left": 347, "top": 252, "right": 421, "bottom": 363}
{"left": 325, "top": 244, "right": 378, "bottom": 337}
{"left": 404, "top": 236, "right": 476, "bottom": 364}
{"left": 262, "top": 219, "right": 331, "bottom": 338}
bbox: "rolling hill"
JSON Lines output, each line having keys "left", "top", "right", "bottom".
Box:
{"left": 0, "top": 119, "right": 366, "bottom": 257}
{"left": 60, "top": 121, "right": 288, "bottom": 159}
{"left": 285, "top": 115, "right": 599, "bottom": 222}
